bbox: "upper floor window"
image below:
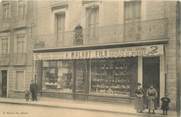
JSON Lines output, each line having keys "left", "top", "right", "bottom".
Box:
{"left": 1, "top": 37, "right": 9, "bottom": 54}
{"left": 18, "top": 0, "right": 26, "bottom": 19}
{"left": 124, "top": 0, "right": 141, "bottom": 40}
{"left": 2, "top": 2, "right": 11, "bottom": 19}
{"left": 56, "top": 13, "right": 65, "bottom": 42}
{"left": 86, "top": 6, "right": 99, "bottom": 39}
{"left": 15, "top": 34, "right": 26, "bottom": 53}
{"left": 124, "top": 0, "right": 141, "bottom": 21}
{"left": 86, "top": 7, "right": 99, "bottom": 29}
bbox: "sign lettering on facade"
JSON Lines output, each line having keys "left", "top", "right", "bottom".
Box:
{"left": 34, "top": 45, "right": 164, "bottom": 60}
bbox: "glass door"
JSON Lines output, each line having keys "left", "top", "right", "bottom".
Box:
{"left": 75, "top": 60, "right": 88, "bottom": 100}
{"left": 143, "top": 57, "right": 160, "bottom": 106}
{"left": 75, "top": 60, "right": 87, "bottom": 94}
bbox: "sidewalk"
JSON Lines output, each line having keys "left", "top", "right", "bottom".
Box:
{"left": 0, "top": 97, "right": 177, "bottom": 117}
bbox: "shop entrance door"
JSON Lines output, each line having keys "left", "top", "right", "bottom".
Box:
{"left": 143, "top": 57, "right": 160, "bottom": 106}
{"left": 74, "top": 60, "right": 88, "bottom": 100}
{"left": 1, "top": 70, "right": 7, "bottom": 97}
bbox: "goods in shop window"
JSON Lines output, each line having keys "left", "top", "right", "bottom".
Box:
{"left": 115, "top": 67, "right": 119, "bottom": 69}
{"left": 100, "top": 89, "right": 106, "bottom": 93}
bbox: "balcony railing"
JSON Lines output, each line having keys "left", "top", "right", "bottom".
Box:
{"left": 34, "top": 18, "right": 168, "bottom": 49}
{"left": 0, "top": 17, "right": 27, "bottom": 31}
{"left": 0, "top": 54, "right": 10, "bottom": 66}
{"left": 11, "top": 53, "right": 27, "bottom": 65}
{"left": 0, "top": 18, "right": 11, "bottom": 31}
{"left": 13, "top": 17, "right": 27, "bottom": 28}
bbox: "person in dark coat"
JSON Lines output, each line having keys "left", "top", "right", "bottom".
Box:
{"left": 161, "top": 94, "right": 171, "bottom": 115}
{"left": 30, "top": 80, "right": 38, "bottom": 101}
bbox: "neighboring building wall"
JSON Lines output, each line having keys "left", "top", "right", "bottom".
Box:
{"left": 0, "top": 0, "right": 35, "bottom": 98}
{"left": 164, "top": 1, "right": 177, "bottom": 110}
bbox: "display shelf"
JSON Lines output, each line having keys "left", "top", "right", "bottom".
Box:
{"left": 91, "top": 67, "right": 131, "bottom": 95}
{"left": 45, "top": 81, "right": 57, "bottom": 84}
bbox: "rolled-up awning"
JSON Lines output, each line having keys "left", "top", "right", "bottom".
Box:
{"left": 33, "top": 44, "right": 164, "bottom": 60}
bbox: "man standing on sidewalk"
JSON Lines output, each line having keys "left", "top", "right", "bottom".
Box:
{"left": 30, "top": 80, "right": 38, "bottom": 101}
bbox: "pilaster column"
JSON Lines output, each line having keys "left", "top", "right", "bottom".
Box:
{"left": 138, "top": 56, "right": 143, "bottom": 85}
{"left": 160, "top": 55, "right": 165, "bottom": 99}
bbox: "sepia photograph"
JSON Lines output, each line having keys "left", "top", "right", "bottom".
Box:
{"left": 0, "top": 0, "right": 180, "bottom": 117}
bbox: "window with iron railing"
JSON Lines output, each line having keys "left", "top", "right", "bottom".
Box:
{"left": 74, "top": 25, "right": 83, "bottom": 45}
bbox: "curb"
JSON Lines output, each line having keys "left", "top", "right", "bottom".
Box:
{"left": 0, "top": 100, "right": 176, "bottom": 117}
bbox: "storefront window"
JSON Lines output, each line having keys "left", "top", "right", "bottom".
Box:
{"left": 42, "top": 61, "right": 73, "bottom": 93}
{"left": 90, "top": 58, "right": 137, "bottom": 97}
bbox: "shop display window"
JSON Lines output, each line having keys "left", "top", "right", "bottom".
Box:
{"left": 42, "top": 61, "right": 73, "bottom": 93}
{"left": 90, "top": 58, "right": 136, "bottom": 97}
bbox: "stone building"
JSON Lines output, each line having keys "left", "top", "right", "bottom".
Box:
{"left": 33, "top": 0, "right": 178, "bottom": 109}
{"left": 0, "top": 0, "right": 35, "bottom": 98}
{"left": 0, "top": 0, "right": 179, "bottom": 110}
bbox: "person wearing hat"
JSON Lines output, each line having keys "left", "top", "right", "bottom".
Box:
{"left": 146, "top": 85, "right": 158, "bottom": 114}
{"left": 30, "top": 80, "right": 38, "bottom": 101}
{"left": 135, "top": 83, "right": 145, "bottom": 113}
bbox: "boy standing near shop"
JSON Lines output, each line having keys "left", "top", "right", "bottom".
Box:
{"left": 161, "top": 95, "right": 171, "bottom": 115}
{"left": 25, "top": 89, "right": 30, "bottom": 101}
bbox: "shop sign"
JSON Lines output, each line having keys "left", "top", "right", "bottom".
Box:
{"left": 34, "top": 45, "right": 164, "bottom": 60}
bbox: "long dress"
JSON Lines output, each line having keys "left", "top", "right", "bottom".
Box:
{"left": 135, "top": 88, "right": 144, "bottom": 112}
{"left": 146, "top": 88, "right": 158, "bottom": 111}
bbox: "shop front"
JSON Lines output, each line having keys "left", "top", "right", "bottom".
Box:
{"left": 33, "top": 44, "right": 165, "bottom": 102}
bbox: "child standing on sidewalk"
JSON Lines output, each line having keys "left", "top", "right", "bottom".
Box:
{"left": 25, "top": 89, "right": 30, "bottom": 101}
{"left": 161, "top": 95, "right": 171, "bottom": 115}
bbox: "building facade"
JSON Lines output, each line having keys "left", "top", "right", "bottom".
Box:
{"left": 0, "top": 0, "right": 35, "bottom": 98}
{"left": 0, "top": 0, "right": 179, "bottom": 110}
{"left": 32, "top": 0, "right": 178, "bottom": 109}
